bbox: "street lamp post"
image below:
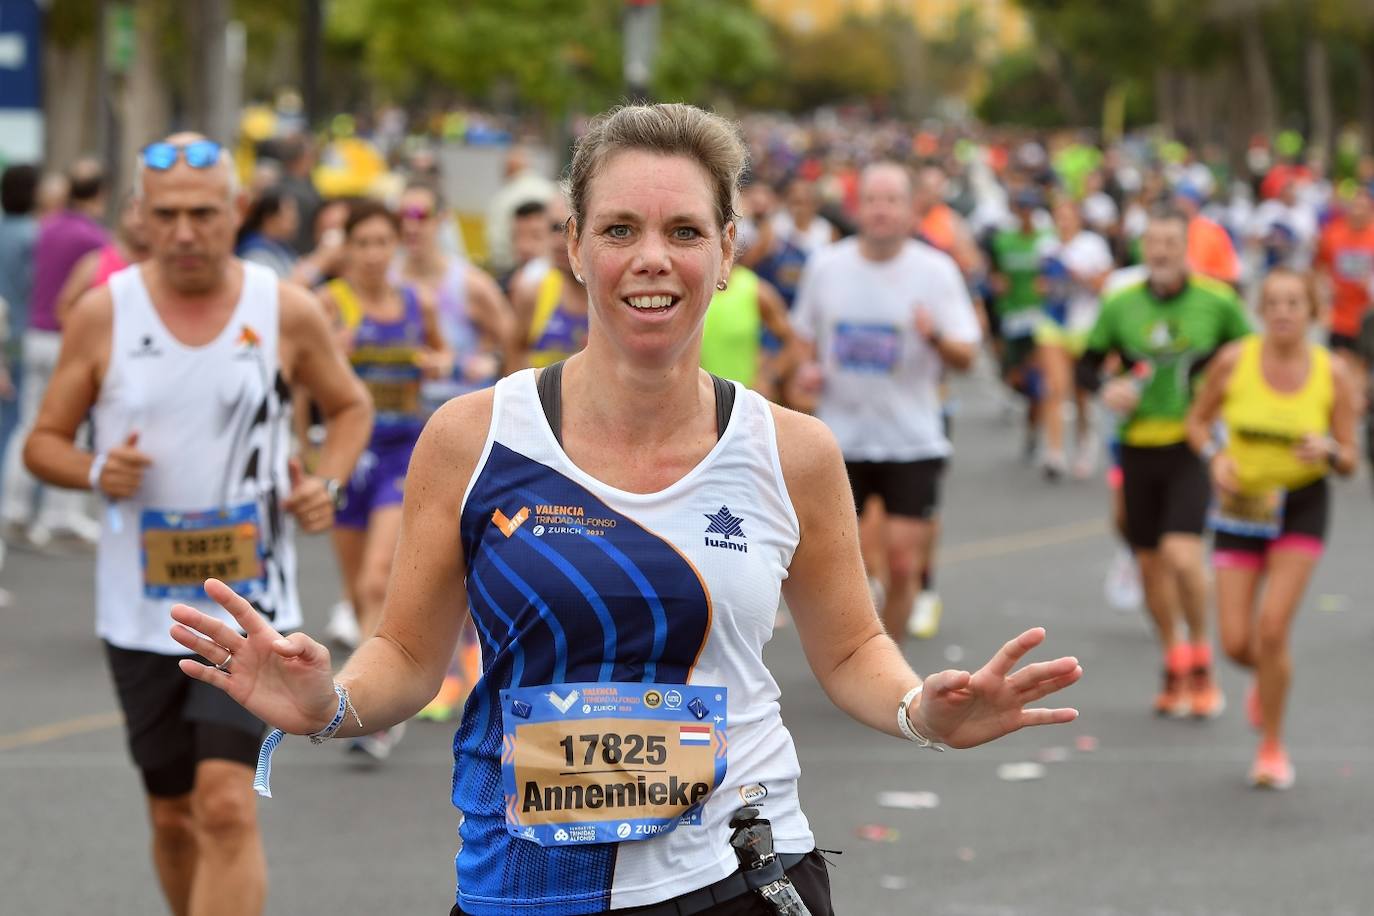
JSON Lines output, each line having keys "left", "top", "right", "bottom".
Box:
{"left": 623, "top": 0, "right": 660, "bottom": 104}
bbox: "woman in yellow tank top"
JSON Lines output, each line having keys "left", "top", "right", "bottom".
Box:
{"left": 1187, "top": 268, "right": 1358, "bottom": 790}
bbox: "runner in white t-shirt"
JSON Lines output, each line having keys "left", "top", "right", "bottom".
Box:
{"left": 1032, "top": 198, "right": 1114, "bottom": 479}
{"left": 794, "top": 162, "right": 981, "bottom": 643}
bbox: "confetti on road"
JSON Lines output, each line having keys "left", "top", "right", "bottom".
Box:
{"left": 957, "top": 847, "right": 976, "bottom": 862}
{"left": 1037, "top": 746, "right": 1070, "bottom": 763}
{"left": 877, "top": 790, "right": 940, "bottom": 810}
{"left": 944, "top": 644, "right": 965, "bottom": 663}
{"left": 856, "top": 824, "right": 902, "bottom": 842}
{"left": 1317, "top": 594, "right": 1349, "bottom": 613}
{"left": 879, "top": 875, "right": 910, "bottom": 891}
{"left": 997, "top": 762, "right": 1046, "bottom": 781}
{"left": 1075, "top": 735, "right": 1099, "bottom": 753}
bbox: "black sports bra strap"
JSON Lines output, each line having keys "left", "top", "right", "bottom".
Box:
{"left": 536, "top": 360, "right": 566, "bottom": 447}
{"left": 710, "top": 373, "right": 736, "bottom": 440}
{"left": 537, "top": 361, "right": 736, "bottom": 445}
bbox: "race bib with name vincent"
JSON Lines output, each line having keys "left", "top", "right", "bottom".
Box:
{"left": 500, "top": 682, "right": 728, "bottom": 847}
{"left": 140, "top": 503, "right": 265, "bottom": 600}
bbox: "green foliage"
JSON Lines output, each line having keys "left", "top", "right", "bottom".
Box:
{"left": 323, "top": 0, "right": 777, "bottom": 114}
{"left": 975, "top": 49, "right": 1073, "bottom": 127}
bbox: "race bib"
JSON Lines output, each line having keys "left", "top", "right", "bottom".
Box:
{"left": 501, "top": 682, "right": 728, "bottom": 847}
{"left": 353, "top": 346, "right": 422, "bottom": 418}
{"left": 833, "top": 322, "right": 901, "bottom": 373}
{"left": 365, "top": 375, "right": 422, "bottom": 416}
{"left": 1210, "top": 488, "right": 1285, "bottom": 539}
{"left": 141, "top": 503, "right": 265, "bottom": 600}
{"left": 1334, "top": 248, "right": 1373, "bottom": 282}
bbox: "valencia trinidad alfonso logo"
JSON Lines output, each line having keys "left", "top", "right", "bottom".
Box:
{"left": 493, "top": 506, "right": 531, "bottom": 538}
{"left": 704, "top": 506, "right": 747, "bottom": 553}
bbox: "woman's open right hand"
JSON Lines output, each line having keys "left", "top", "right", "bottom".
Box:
{"left": 169, "top": 578, "right": 340, "bottom": 736}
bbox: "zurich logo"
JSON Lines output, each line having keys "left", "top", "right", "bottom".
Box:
{"left": 704, "top": 506, "right": 747, "bottom": 553}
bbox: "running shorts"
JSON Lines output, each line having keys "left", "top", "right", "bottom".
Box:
{"left": 1119, "top": 443, "right": 1210, "bottom": 549}
{"left": 104, "top": 642, "right": 265, "bottom": 797}
{"left": 845, "top": 458, "right": 945, "bottom": 521}
{"left": 336, "top": 438, "right": 415, "bottom": 529}
{"left": 997, "top": 336, "right": 1037, "bottom": 379}
{"left": 1213, "top": 477, "right": 1329, "bottom": 565}
{"left": 450, "top": 849, "right": 832, "bottom": 916}
{"left": 1032, "top": 320, "right": 1091, "bottom": 358}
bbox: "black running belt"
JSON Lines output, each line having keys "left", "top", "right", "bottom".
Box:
{"left": 537, "top": 360, "right": 735, "bottom": 448}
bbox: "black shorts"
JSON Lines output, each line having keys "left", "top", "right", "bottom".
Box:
{"left": 1213, "top": 477, "right": 1330, "bottom": 557}
{"left": 845, "top": 458, "right": 945, "bottom": 520}
{"left": 451, "top": 849, "right": 832, "bottom": 916}
{"left": 104, "top": 642, "right": 265, "bottom": 797}
{"left": 1328, "top": 331, "right": 1359, "bottom": 354}
{"left": 1119, "top": 443, "right": 1210, "bottom": 549}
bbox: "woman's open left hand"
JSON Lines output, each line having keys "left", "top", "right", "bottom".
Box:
{"left": 914, "top": 627, "right": 1081, "bottom": 750}
{"left": 169, "top": 578, "right": 340, "bottom": 736}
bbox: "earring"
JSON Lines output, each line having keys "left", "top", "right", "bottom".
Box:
{"left": 716, "top": 280, "right": 728, "bottom": 291}
{"left": 574, "top": 274, "right": 584, "bottom": 284}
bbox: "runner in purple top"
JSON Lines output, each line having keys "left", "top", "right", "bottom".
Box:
{"left": 1, "top": 158, "right": 107, "bottom": 548}
{"left": 317, "top": 199, "right": 451, "bottom": 763}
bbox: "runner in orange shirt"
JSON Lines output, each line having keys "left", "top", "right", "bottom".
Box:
{"left": 1314, "top": 183, "right": 1374, "bottom": 383}
{"left": 1176, "top": 184, "right": 1241, "bottom": 286}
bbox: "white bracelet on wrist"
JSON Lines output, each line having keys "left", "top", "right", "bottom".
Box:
{"left": 88, "top": 452, "right": 109, "bottom": 496}
{"left": 897, "top": 684, "right": 945, "bottom": 751}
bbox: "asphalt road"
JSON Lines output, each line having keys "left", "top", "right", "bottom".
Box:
{"left": 3, "top": 369, "right": 1372, "bottom": 916}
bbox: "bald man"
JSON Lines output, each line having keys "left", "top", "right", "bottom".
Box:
{"left": 793, "top": 162, "right": 981, "bottom": 642}
{"left": 25, "top": 134, "right": 372, "bottom": 916}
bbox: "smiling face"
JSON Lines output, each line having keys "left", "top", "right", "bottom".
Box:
{"left": 569, "top": 149, "right": 734, "bottom": 367}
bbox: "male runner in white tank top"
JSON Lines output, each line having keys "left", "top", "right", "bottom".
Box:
{"left": 24, "top": 133, "right": 372, "bottom": 916}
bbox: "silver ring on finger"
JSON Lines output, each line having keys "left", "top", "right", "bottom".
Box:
{"left": 213, "top": 651, "right": 233, "bottom": 674}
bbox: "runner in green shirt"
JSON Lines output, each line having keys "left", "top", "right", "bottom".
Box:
{"left": 989, "top": 187, "right": 1052, "bottom": 459}
{"left": 1077, "top": 206, "right": 1249, "bottom": 721}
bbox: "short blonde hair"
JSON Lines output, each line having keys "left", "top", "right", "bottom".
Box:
{"left": 567, "top": 103, "right": 747, "bottom": 232}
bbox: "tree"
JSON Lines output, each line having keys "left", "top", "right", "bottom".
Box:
{"left": 324, "top": 0, "right": 777, "bottom": 116}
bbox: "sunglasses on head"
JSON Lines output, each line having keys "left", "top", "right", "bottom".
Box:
{"left": 141, "top": 140, "right": 224, "bottom": 171}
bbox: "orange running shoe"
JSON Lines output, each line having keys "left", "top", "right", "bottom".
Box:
{"left": 1154, "top": 644, "right": 1191, "bottom": 718}
{"left": 1189, "top": 644, "right": 1226, "bottom": 719}
{"left": 1249, "top": 740, "right": 1294, "bottom": 790}
{"left": 1189, "top": 673, "right": 1226, "bottom": 719}
{"left": 1246, "top": 679, "right": 1262, "bottom": 731}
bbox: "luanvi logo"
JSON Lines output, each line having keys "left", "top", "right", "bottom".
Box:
{"left": 704, "top": 506, "right": 747, "bottom": 553}
{"left": 492, "top": 506, "right": 531, "bottom": 537}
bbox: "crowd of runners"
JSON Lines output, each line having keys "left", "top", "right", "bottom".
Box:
{"left": 1, "top": 102, "right": 1371, "bottom": 914}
